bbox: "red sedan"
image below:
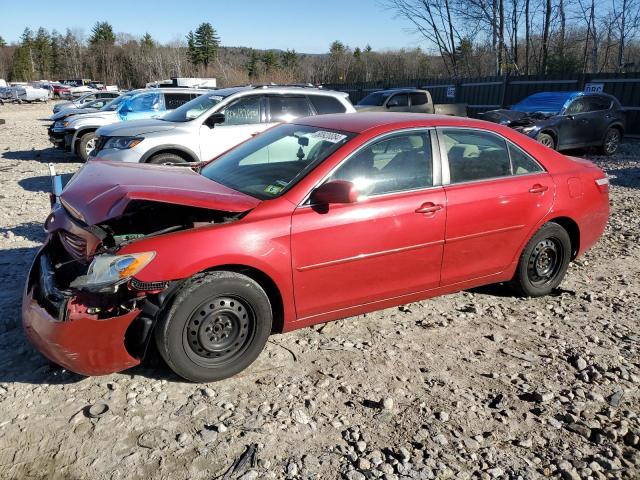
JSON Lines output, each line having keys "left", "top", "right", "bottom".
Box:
{"left": 23, "top": 113, "right": 609, "bottom": 382}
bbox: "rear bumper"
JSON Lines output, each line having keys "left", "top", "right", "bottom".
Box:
{"left": 22, "top": 248, "right": 141, "bottom": 376}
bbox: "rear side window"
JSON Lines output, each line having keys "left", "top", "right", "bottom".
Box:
{"left": 410, "top": 92, "right": 428, "bottom": 106}
{"left": 164, "top": 93, "right": 194, "bottom": 110}
{"left": 443, "top": 129, "right": 511, "bottom": 183}
{"left": 224, "top": 96, "right": 263, "bottom": 125}
{"left": 308, "top": 95, "right": 347, "bottom": 114}
{"left": 269, "top": 96, "right": 312, "bottom": 122}
{"left": 508, "top": 143, "right": 544, "bottom": 175}
{"left": 586, "top": 97, "right": 612, "bottom": 112}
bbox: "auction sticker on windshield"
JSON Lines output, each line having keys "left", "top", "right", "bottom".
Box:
{"left": 309, "top": 131, "right": 347, "bottom": 143}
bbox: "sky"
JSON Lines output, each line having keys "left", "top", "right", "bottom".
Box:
{"left": 0, "top": 0, "right": 424, "bottom": 54}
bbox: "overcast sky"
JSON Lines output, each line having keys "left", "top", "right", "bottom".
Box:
{"left": 1, "top": 0, "right": 425, "bottom": 53}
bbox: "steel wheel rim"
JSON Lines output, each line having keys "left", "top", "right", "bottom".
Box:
{"left": 605, "top": 130, "right": 619, "bottom": 154}
{"left": 527, "top": 238, "right": 563, "bottom": 286}
{"left": 182, "top": 296, "right": 255, "bottom": 367}
{"left": 85, "top": 137, "right": 96, "bottom": 156}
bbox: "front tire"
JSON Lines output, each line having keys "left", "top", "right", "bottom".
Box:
{"left": 536, "top": 132, "right": 556, "bottom": 150}
{"left": 510, "top": 222, "right": 571, "bottom": 297}
{"left": 77, "top": 132, "right": 96, "bottom": 162}
{"left": 147, "top": 152, "right": 187, "bottom": 165}
{"left": 600, "top": 127, "right": 621, "bottom": 156}
{"left": 154, "top": 271, "right": 272, "bottom": 382}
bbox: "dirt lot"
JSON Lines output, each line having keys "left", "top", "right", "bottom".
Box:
{"left": 0, "top": 102, "right": 638, "bottom": 480}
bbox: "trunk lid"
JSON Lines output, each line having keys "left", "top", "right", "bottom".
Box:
{"left": 60, "top": 161, "right": 260, "bottom": 225}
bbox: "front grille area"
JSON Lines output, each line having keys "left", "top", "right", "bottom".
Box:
{"left": 130, "top": 278, "right": 169, "bottom": 292}
{"left": 59, "top": 230, "right": 88, "bottom": 261}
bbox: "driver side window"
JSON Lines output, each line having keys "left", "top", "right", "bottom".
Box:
{"left": 329, "top": 131, "right": 433, "bottom": 196}
{"left": 387, "top": 94, "right": 408, "bottom": 108}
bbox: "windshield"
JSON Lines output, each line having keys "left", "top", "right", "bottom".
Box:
{"left": 200, "top": 123, "right": 354, "bottom": 200}
{"left": 512, "top": 92, "right": 579, "bottom": 114}
{"left": 161, "top": 93, "right": 225, "bottom": 122}
{"left": 101, "top": 94, "right": 131, "bottom": 111}
{"left": 358, "top": 91, "right": 391, "bottom": 106}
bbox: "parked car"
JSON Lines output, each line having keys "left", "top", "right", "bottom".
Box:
{"left": 92, "top": 85, "right": 355, "bottom": 164}
{"left": 52, "top": 83, "right": 71, "bottom": 98}
{"left": 49, "top": 98, "right": 114, "bottom": 121}
{"left": 51, "top": 88, "right": 206, "bottom": 161}
{"left": 53, "top": 91, "right": 121, "bottom": 114}
{"left": 23, "top": 113, "right": 609, "bottom": 382}
{"left": 481, "top": 91, "right": 626, "bottom": 155}
{"left": 355, "top": 88, "right": 467, "bottom": 116}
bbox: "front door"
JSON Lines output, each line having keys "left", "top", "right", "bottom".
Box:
{"left": 438, "top": 128, "right": 555, "bottom": 285}
{"left": 291, "top": 130, "right": 446, "bottom": 321}
{"left": 200, "top": 95, "right": 269, "bottom": 161}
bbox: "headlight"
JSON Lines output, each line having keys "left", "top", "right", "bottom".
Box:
{"left": 103, "top": 136, "right": 143, "bottom": 150}
{"left": 70, "top": 252, "right": 156, "bottom": 292}
{"left": 62, "top": 121, "right": 70, "bottom": 127}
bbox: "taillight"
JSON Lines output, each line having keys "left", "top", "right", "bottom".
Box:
{"left": 595, "top": 177, "right": 609, "bottom": 194}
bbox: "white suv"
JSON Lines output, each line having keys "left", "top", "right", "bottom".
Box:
{"left": 92, "top": 85, "right": 355, "bottom": 164}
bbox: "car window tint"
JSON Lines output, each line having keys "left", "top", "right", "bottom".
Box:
{"left": 387, "top": 94, "right": 408, "bottom": 107}
{"left": 330, "top": 132, "right": 432, "bottom": 196}
{"left": 410, "top": 92, "right": 428, "bottom": 106}
{"left": 565, "top": 98, "right": 587, "bottom": 115}
{"left": 308, "top": 95, "right": 346, "bottom": 114}
{"left": 224, "top": 96, "right": 262, "bottom": 125}
{"left": 586, "top": 97, "right": 612, "bottom": 112}
{"left": 509, "top": 142, "right": 544, "bottom": 175}
{"left": 443, "top": 129, "right": 511, "bottom": 183}
{"left": 269, "top": 96, "right": 312, "bottom": 122}
{"left": 164, "top": 93, "right": 193, "bottom": 110}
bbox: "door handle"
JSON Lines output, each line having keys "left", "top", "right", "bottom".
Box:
{"left": 529, "top": 184, "right": 548, "bottom": 194}
{"left": 251, "top": 131, "right": 261, "bottom": 137}
{"left": 415, "top": 202, "right": 443, "bottom": 214}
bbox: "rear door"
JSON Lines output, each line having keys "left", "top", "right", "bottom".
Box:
{"left": 291, "top": 129, "right": 446, "bottom": 320}
{"left": 438, "top": 128, "right": 554, "bottom": 285}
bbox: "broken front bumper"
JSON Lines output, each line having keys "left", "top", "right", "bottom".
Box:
{"left": 22, "top": 247, "right": 142, "bottom": 376}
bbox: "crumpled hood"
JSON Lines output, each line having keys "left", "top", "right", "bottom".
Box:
{"left": 481, "top": 109, "right": 556, "bottom": 127}
{"left": 97, "top": 118, "right": 178, "bottom": 137}
{"left": 68, "top": 111, "right": 118, "bottom": 126}
{"left": 60, "top": 161, "right": 261, "bottom": 225}
{"left": 51, "top": 107, "right": 99, "bottom": 121}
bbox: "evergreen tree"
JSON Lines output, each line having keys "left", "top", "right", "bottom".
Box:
{"left": 281, "top": 49, "right": 298, "bottom": 69}
{"left": 34, "top": 27, "right": 52, "bottom": 78}
{"left": 0, "top": 36, "right": 6, "bottom": 47}
{"left": 89, "top": 21, "right": 115, "bottom": 45}
{"left": 261, "top": 51, "right": 278, "bottom": 72}
{"left": 246, "top": 50, "right": 259, "bottom": 78}
{"left": 187, "top": 22, "right": 220, "bottom": 67}
{"left": 141, "top": 32, "right": 154, "bottom": 50}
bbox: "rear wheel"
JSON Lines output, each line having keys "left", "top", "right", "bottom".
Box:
{"left": 77, "top": 132, "right": 96, "bottom": 162}
{"left": 510, "top": 222, "right": 571, "bottom": 297}
{"left": 154, "top": 271, "right": 272, "bottom": 382}
{"left": 600, "top": 127, "right": 621, "bottom": 156}
{"left": 147, "top": 152, "right": 187, "bottom": 165}
{"left": 536, "top": 132, "right": 556, "bottom": 150}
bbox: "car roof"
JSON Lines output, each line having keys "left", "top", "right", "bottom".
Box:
{"left": 368, "top": 88, "right": 424, "bottom": 95}
{"left": 295, "top": 112, "right": 492, "bottom": 134}
{"left": 144, "top": 87, "right": 211, "bottom": 94}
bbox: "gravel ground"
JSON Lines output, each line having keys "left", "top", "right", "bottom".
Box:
{"left": 0, "top": 102, "right": 638, "bottom": 480}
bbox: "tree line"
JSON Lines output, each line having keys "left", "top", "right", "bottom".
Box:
{"left": 0, "top": 5, "right": 638, "bottom": 89}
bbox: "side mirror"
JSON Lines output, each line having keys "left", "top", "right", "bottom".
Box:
{"left": 311, "top": 180, "right": 359, "bottom": 205}
{"left": 205, "top": 112, "right": 225, "bottom": 128}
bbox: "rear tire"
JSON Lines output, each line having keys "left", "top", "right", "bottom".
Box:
{"left": 536, "top": 132, "right": 556, "bottom": 150}
{"left": 510, "top": 222, "right": 571, "bottom": 297}
{"left": 77, "top": 132, "right": 96, "bottom": 162}
{"left": 154, "top": 271, "right": 272, "bottom": 382}
{"left": 600, "top": 127, "right": 621, "bottom": 156}
{"left": 147, "top": 153, "right": 187, "bottom": 165}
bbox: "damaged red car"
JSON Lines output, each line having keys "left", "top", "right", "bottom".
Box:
{"left": 23, "top": 113, "right": 609, "bottom": 382}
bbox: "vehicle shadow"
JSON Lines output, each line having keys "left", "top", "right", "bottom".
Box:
{"left": 18, "top": 173, "right": 74, "bottom": 193}
{"left": 608, "top": 166, "right": 640, "bottom": 189}
{"left": 1, "top": 147, "right": 73, "bottom": 164}
{"left": 0, "top": 222, "right": 47, "bottom": 243}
